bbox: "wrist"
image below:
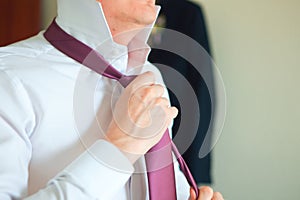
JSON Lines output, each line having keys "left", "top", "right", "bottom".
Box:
{"left": 104, "top": 137, "right": 143, "bottom": 164}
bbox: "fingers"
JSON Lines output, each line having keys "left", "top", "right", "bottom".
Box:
{"left": 150, "top": 97, "right": 178, "bottom": 122}
{"left": 134, "top": 84, "right": 165, "bottom": 104}
{"left": 168, "top": 106, "right": 179, "bottom": 119}
{"left": 189, "top": 187, "right": 197, "bottom": 200}
{"left": 199, "top": 186, "right": 213, "bottom": 200}
{"left": 129, "top": 71, "right": 178, "bottom": 123}
{"left": 212, "top": 192, "right": 224, "bottom": 200}
{"left": 192, "top": 186, "right": 223, "bottom": 200}
{"left": 124, "top": 71, "right": 177, "bottom": 137}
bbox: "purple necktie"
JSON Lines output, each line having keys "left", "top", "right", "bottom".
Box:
{"left": 44, "top": 20, "right": 199, "bottom": 199}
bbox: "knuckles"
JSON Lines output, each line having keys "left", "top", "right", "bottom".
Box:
{"left": 154, "top": 97, "right": 169, "bottom": 106}
{"left": 138, "top": 84, "right": 164, "bottom": 99}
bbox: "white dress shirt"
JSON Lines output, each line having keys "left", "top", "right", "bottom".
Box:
{"left": 0, "top": 0, "right": 190, "bottom": 199}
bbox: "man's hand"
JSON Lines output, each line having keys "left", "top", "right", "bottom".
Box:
{"left": 189, "top": 186, "right": 224, "bottom": 200}
{"left": 105, "top": 71, "right": 178, "bottom": 163}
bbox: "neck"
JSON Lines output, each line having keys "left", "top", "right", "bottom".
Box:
{"left": 105, "top": 15, "right": 147, "bottom": 46}
{"left": 110, "top": 25, "right": 142, "bottom": 46}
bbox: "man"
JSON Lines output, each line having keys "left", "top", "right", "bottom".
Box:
{"left": 0, "top": 0, "right": 223, "bottom": 199}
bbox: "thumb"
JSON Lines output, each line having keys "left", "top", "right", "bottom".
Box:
{"left": 188, "top": 187, "right": 197, "bottom": 200}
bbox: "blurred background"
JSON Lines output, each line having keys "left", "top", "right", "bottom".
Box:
{"left": 1, "top": 0, "right": 300, "bottom": 199}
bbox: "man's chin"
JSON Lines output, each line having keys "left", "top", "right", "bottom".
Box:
{"left": 142, "top": 16, "right": 157, "bottom": 27}
{"left": 145, "top": 5, "right": 158, "bottom": 24}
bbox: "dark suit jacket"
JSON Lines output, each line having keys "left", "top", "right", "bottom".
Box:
{"left": 149, "top": 0, "right": 214, "bottom": 184}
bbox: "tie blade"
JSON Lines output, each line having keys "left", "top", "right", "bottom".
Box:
{"left": 146, "top": 131, "right": 177, "bottom": 199}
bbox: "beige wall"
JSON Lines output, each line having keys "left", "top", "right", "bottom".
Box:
{"left": 41, "top": 0, "right": 57, "bottom": 29}
{"left": 41, "top": 0, "right": 300, "bottom": 199}
{"left": 191, "top": 0, "right": 300, "bottom": 199}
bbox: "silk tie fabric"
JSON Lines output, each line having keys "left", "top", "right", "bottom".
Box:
{"left": 44, "top": 20, "right": 199, "bottom": 199}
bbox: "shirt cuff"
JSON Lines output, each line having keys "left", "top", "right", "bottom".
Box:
{"left": 57, "top": 139, "right": 134, "bottom": 199}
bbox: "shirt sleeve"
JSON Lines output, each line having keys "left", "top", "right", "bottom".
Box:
{"left": 0, "top": 70, "right": 134, "bottom": 200}
{"left": 0, "top": 70, "right": 34, "bottom": 199}
{"left": 25, "top": 140, "right": 134, "bottom": 200}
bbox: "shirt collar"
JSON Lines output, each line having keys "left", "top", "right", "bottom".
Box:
{"left": 55, "top": 0, "right": 160, "bottom": 72}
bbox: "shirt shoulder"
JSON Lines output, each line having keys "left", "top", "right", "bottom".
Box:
{"left": 1, "top": 31, "right": 71, "bottom": 75}
{"left": 0, "top": 33, "right": 51, "bottom": 137}
{"left": 0, "top": 31, "right": 52, "bottom": 61}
